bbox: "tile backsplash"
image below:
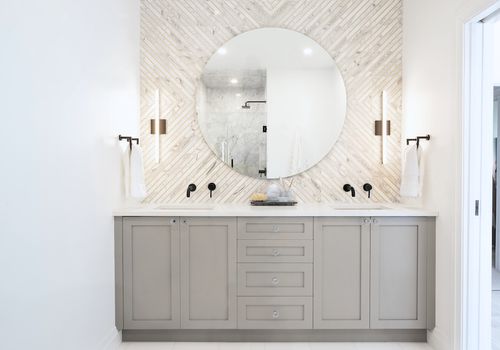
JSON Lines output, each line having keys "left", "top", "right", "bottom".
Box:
{"left": 140, "top": 0, "right": 402, "bottom": 203}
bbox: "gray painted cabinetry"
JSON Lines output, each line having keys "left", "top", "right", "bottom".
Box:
{"left": 370, "top": 217, "right": 435, "bottom": 329}
{"left": 115, "top": 215, "right": 435, "bottom": 337}
{"left": 314, "top": 217, "right": 370, "bottom": 329}
{"left": 121, "top": 217, "right": 180, "bottom": 329}
{"left": 180, "top": 217, "right": 237, "bottom": 328}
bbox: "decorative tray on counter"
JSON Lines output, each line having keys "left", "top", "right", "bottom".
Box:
{"left": 250, "top": 200, "right": 298, "bottom": 206}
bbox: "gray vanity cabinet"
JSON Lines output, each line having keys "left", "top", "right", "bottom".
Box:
{"left": 180, "top": 217, "right": 237, "bottom": 329}
{"left": 116, "top": 215, "right": 435, "bottom": 336}
{"left": 370, "top": 217, "right": 435, "bottom": 329}
{"left": 122, "top": 217, "right": 180, "bottom": 329}
{"left": 313, "top": 217, "right": 370, "bottom": 329}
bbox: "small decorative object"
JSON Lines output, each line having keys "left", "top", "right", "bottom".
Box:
{"left": 251, "top": 200, "right": 298, "bottom": 206}
{"left": 251, "top": 180, "right": 297, "bottom": 206}
{"left": 266, "top": 183, "right": 282, "bottom": 200}
{"left": 250, "top": 193, "right": 268, "bottom": 202}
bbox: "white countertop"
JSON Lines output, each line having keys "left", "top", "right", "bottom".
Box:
{"left": 113, "top": 203, "right": 438, "bottom": 217}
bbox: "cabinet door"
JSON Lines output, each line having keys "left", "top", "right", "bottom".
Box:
{"left": 370, "top": 217, "right": 429, "bottom": 329}
{"left": 313, "top": 217, "right": 370, "bottom": 329}
{"left": 180, "top": 217, "right": 237, "bottom": 328}
{"left": 123, "top": 217, "right": 180, "bottom": 329}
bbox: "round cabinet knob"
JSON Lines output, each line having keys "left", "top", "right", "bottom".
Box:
{"left": 364, "top": 218, "right": 370, "bottom": 224}
{"left": 170, "top": 219, "right": 176, "bottom": 224}
{"left": 271, "top": 277, "right": 279, "bottom": 285}
{"left": 183, "top": 219, "right": 187, "bottom": 224}
{"left": 373, "top": 219, "right": 378, "bottom": 224}
{"left": 272, "top": 310, "right": 280, "bottom": 319}
{"left": 272, "top": 249, "right": 280, "bottom": 257}
{"left": 272, "top": 226, "right": 280, "bottom": 233}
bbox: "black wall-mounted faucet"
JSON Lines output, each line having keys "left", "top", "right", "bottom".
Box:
{"left": 363, "top": 183, "right": 373, "bottom": 198}
{"left": 208, "top": 183, "right": 216, "bottom": 198}
{"left": 186, "top": 183, "right": 197, "bottom": 198}
{"left": 343, "top": 184, "right": 356, "bottom": 197}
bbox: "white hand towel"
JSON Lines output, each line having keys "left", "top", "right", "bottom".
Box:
{"left": 400, "top": 144, "right": 421, "bottom": 197}
{"left": 289, "top": 131, "right": 302, "bottom": 174}
{"left": 121, "top": 146, "right": 131, "bottom": 198}
{"left": 129, "top": 144, "right": 147, "bottom": 200}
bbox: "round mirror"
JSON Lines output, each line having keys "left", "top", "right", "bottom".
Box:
{"left": 196, "top": 28, "right": 346, "bottom": 179}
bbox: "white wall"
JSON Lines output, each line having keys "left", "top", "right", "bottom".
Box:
{"left": 266, "top": 68, "right": 346, "bottom": 178}
{"left": 496, "top": 20, "right": 500, "bottom": 83}
{"left": 402, "top": 0, "right": 497, "bottom": 349}
{"left": 0, "top": 1, "right": 139, "bottom": 349}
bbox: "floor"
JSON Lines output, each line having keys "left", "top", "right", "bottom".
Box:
{"left": 494, "top": 267, "right": 500, "bottom": 291}
{"left": 494, "top": 291, "right": 500, "bottom": 350}
{"left": 119, "top": 342, "right": 433, "bottom": 350}
{"left": 493, "top": 269, "right": 500, "bottom": 350}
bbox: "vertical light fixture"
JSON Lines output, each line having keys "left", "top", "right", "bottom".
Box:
{"left": 374, "top": 90, "right": 391, "bottom": 164}
{"left": 150, "top": 89, "right": 167, "bottom": 164}
{"left": 154, "top": 89, "right": 160, "bottom": 164}
{"left": 381, "top": 90, "right": 388, "bottom": 164}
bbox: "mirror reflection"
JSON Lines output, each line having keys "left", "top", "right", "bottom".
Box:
{"left": 196, "top": 28, "right": 346, "bottom": 178}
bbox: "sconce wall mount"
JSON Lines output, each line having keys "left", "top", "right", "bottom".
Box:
{"left": 150, "top": 119, "right": 167, "bottom": 134}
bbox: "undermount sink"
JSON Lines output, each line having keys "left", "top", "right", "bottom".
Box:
{"left": 154, "top": 204, "right": 214, "bottom": 210}
{"left": 331, "top": 204, "right": 389, "bottom": 210}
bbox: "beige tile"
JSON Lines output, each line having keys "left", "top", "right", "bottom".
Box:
{"left": 354, "top": 343, "right": 404, "bottom": 350}
{"left": 309, "top": 342, "right": 358, "bottom": 350}
{"left": 264, "top": 342, "right": 310, "bottom": 350}
{"left": 118, "top": 342, "right": 435, "bottom": 350}
{"left": 217, "top": 342, "right": 266, "bottom": 350}
{"left": 399, "top": 343, "right": 433, "bottom": 350}
{"left": 123, "top": 342, "right": 174, "bottom": 350}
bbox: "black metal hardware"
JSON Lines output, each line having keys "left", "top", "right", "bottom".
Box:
{"left": 186, "top": 184, "right": 197, "bottom": 198}
{"left": 343, "top": 184, "right": 356, "bottom": 197}
{"left": 208, "top": 183, "right": 216, "bottom": 198}
{"left": 363, "top": 183, "right": 373, "bottom": 198}
{"left": 475, "top": 200, "right": 479, "bottom": 216}
{"left": 263, "top": 125, "right": 267, "bottom": 133}
{"left": 258, "top": 168, "right": 267, "bottom": 177}
{"left": 242, "top": 100, "right": 267, "bottom": 109}
{"left": 118, "top": 134, "right": 139, "bottom": 150}
{"left": 406, "top": 134, "right": 431, "bottom": 148}
{"left": 231, "top": 159, "right": 234, "bottom": 168}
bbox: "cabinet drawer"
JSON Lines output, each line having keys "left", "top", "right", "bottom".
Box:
{"left": 238, "top": 297, "right": 312, "bottom": 329}
{"left": 238, "top": 217, "right": 313, "bottom": 240}
{"left": 238, "top": 240, "right": 313, "bottom": 263}
{"left": 238, "top": 263, "right": 312, "bottom": 296}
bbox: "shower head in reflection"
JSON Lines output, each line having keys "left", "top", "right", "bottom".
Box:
{"left": 241, "top": 100, "right": 267, "bottom": 109}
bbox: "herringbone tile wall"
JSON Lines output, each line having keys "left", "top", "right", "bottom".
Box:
{"left": 140, "top": 0, "right": 402, "bottom": 204}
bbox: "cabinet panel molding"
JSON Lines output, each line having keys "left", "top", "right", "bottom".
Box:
{"left": 180, "top": 217, "right": 237, "bottom": 329}
{"left": 238, "top": 217, "right": 313, "bottom": 239}
{"left": 370, "top": 217, "right": 430, "bottom": 329}
{"left": 313, "top": 217, "right": 370, "bottom": 329}
{"left": 123, "top": 217, "right": 180, "bottom": 329}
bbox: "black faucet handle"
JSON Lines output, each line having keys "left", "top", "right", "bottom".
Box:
{"left": 363, "top": 183, "right": 373, "bottom": 198}
{"left": 186, "top": 183, "right": 197, "bottom": 198}
{"left": 343, "top": 184, "right": 356, "bottom": 197}
{"left": 208, "top": 183, "right": 216, "bottom": 198}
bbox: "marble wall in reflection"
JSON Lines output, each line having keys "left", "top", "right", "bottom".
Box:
{"left": 198, "top": 70, "right": 267, "bottom": 177}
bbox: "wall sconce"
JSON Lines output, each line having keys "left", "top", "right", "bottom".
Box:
{"left": 150, "top": 89, "right": 167, "bottom": 164}
{"left": 374, "top": 90, "right": 391, "bottom": 164}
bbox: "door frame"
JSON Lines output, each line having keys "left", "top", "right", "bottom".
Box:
{"left": 460, "top": 3, "right": 499, "bottom": 349}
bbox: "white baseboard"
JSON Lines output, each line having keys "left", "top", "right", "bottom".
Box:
{"left": 100, "top": 328, "right": 122, "bottom": 350}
